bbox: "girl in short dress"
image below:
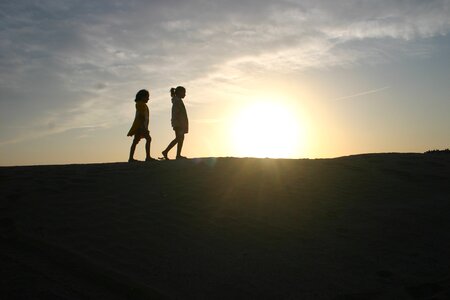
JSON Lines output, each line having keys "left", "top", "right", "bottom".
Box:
{"left": 127, "top": 89, "right": 155, "bottom": 162}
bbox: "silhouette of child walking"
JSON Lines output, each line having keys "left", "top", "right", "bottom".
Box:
{"left": 161, "top": 86, "right": 189, "bottom": 160}
{"left": 127, "top": 89, "right": 155, "bottom": 162}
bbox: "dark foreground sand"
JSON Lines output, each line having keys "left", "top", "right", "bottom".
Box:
{"left": 1, "top": 153, "right": 450, "bottom": 299}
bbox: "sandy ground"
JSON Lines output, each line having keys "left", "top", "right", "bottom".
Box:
{"left": 1, "top": 153, "right": 450, "bottom": 299}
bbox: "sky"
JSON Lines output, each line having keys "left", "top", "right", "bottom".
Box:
{"left": 1, "top": 0, "right": 450, "bottom": 166}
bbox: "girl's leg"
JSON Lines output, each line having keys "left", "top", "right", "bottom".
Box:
{"left": 176, "top": 131, "right": 185, "bottom": 158}
{"left": 162, "top": 128, "right": 181, "bottom": 159}
{"left": 129, "top": 138, "right": 140, "bottom": 162}
{"left": 162, "top": 138, "right": 177, "bottom": 159}
{"left": 145, "top": 135, "right": 152, "bottom": 160}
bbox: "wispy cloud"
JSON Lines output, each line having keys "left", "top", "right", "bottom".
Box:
{"left": 334, "top": 86, "right": 391, "bottom": 101}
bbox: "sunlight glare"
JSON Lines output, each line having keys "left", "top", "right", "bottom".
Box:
{"left": 231, "top": 101, "right": 303, "bottom": 158}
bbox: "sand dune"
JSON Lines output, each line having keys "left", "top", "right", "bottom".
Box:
{"left": 1, "top": 154, "right": 450, "bottom": 299}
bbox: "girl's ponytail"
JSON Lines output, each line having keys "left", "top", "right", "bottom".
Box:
{"left": 170, "top": 88, "right": 176, "bottom": 97}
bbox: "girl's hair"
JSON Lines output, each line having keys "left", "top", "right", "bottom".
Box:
{"left": 135, "top": 89, "right": 149, "bottom": 102}
{"left": 170, "top": 86, "right": 186, "bottom": 97}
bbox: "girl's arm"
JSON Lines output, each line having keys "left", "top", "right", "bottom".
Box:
{"left": 172, "top": 102, "right": 181, "bottom": 126}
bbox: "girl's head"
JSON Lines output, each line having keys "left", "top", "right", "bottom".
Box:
{"left": 135, "top": 89, "right": 149, "bottom": 102}
{"left": 170, "top": 86, "right": 186, "bottom": 98}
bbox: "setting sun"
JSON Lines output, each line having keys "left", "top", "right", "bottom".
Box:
{"left": 231, "top": 101, "right": 303, "bottom": 158}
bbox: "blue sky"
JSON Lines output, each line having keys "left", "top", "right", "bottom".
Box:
{"left": 1, "top": 0, "right": 450, "bottom": 165}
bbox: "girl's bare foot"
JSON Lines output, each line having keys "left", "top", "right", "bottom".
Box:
{"left": 161, "top": 150, "right": 169, "bottom": 160}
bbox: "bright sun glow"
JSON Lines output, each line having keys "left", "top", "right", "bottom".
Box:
{"left": 231, "top": 101, "right": 303, "bottom": 158}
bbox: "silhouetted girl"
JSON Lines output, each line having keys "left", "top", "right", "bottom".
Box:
{"left": 161, "top": 86, "right": 189, "bottom": 160}
{"left": 127, "top": 89, "right": 155, "bottom": 162}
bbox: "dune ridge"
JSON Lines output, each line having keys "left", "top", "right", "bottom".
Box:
{"left": 1, "top": 154, "right": 450, "bottom": 299}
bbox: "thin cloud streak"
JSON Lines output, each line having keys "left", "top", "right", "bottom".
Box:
{"left": 192, "top": 118, "right": 224, "bottom": 124}
{"left": 334, "top": 86, "right": 391, "bottom": 101}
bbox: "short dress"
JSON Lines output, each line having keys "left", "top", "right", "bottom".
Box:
{"left": 127, "top": 102, "right": 150, "bottom": 139}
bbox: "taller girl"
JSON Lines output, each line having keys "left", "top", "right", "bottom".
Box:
{"left": 161, "top": 86, "right": 189, "bottom": 160}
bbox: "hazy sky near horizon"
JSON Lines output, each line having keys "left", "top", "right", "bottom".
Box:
{"left": 1, "top": 0, "right": 450, "bottom": 165}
